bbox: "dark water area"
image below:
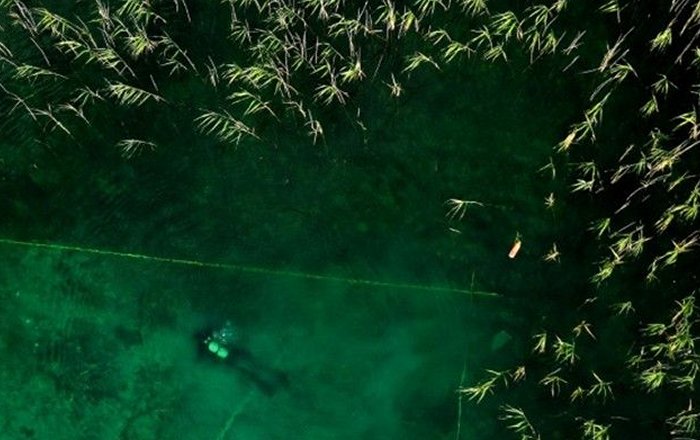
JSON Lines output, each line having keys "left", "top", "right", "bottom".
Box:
{"left": 0, "top": 3, "right": 620, "bottom": 439}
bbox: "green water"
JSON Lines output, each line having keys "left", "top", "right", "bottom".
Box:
{"left": 0, "top": 4, "right": 594, "bottom": 439}
{"left": 1, "top": 248, "right": 486, "bottom": 438}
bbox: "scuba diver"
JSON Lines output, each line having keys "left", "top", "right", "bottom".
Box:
{"left": 198, "top": 320, "right": 290, "bottom": 396}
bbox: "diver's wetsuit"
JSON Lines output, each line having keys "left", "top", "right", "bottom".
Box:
{"left": 195, "top": 324, "right": 289, "bottom": 396}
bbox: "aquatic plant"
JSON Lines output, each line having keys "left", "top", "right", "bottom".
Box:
{"left": 115, "top": 138, "right": 157, "bottom": 159}
{"left": 444, "top": 198, "right": 484, "bottom": 221}
{"left": 500, "top": 405, "right": 540, "bottom": 440}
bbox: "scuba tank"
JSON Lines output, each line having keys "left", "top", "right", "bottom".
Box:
{"left": 203, "top": 320, "right": 236, "bottom": 359}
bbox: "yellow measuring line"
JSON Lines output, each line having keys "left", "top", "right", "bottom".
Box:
{"left": 0, "top": 238, "right": 500, "bottom": 298}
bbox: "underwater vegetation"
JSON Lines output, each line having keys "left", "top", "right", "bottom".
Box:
{"left": 0, "top": 0, "right": 699, "bottom": 439}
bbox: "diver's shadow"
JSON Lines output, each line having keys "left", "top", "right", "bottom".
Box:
{"left": 224, "top": 346, "right": 290, "bottom": 396}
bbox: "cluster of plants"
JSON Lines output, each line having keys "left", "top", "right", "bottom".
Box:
{"left": 455, "top": 1, "right": 700, "bottom": 439}
{"left": 1, "top": 0, "right": 699, "bottom": 438}
{"left": 0, "top": 0, "right": 588, "bottom": 157}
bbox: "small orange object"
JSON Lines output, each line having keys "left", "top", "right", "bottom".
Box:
{"left": 508, "top": 239, "right": 522, "bottom": 259}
